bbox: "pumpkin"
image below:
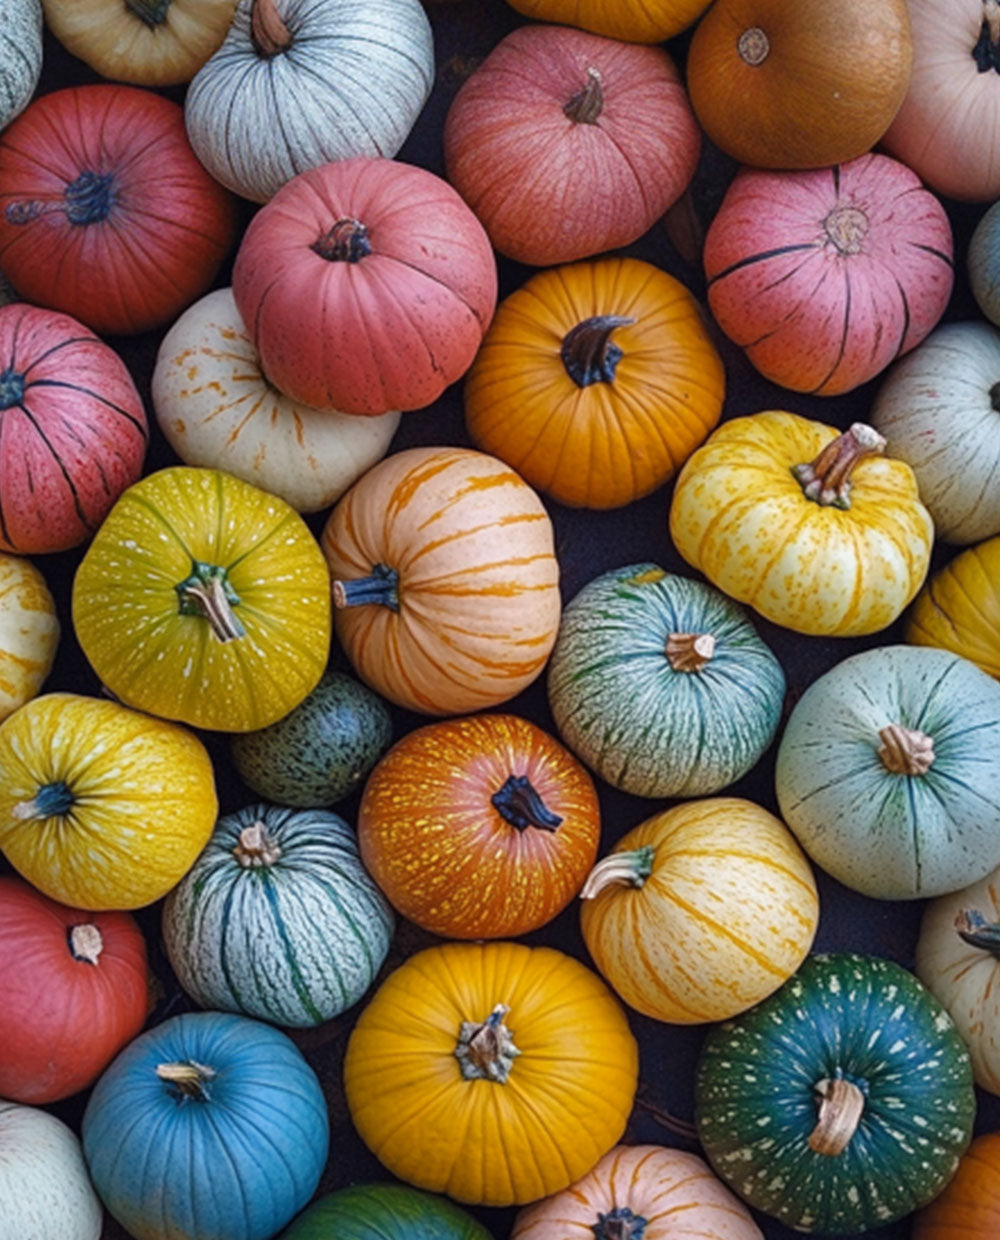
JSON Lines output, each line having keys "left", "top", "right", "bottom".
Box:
{"left": 696, "top": 953, "right": 976, "bottom": 1234}
{"left": 464, "top": 258, "right": 724, "bottom": 508}
{"left": 0, "top": 302, "right": 148, "bottom": 555}
{"left": 232, "top": 158, "right": 497, "bottom": 415}
{"left": 0, "top": 0, "right": 41, "bottom": 129}
{"left": 163, "top": 803, "right": 394, "bottom": 1028}
{"left": 906, "top": 535, "right": 1000, "bottom": 679}
{"left": 72, "top": 466, "right": 332, "bottom": 733}
{"left": 685, "top": 0, "right": 913, "bottom": 170}
{"left": 970, "top": 198, "right": 1000, "bottom": 324}
{"left": 0, "top": 552, "right": 58, "bottom": 722}
{"left": 511, "top": 1144, "right": 763, "bottom": 1240}
{"left": 344, "top": 941, "right": 638, "bottom": 1206}
{"left": 357, "top": 713, "right": 600, "bottom": 939}
{"left": 0, "top": 85, "right": 236, "bottom": 336}
{"left": 282, "top": 1183, "right": 492, "bottom": 1240}
{"left": 41, "top": 0, "right": 238, "bottom": 86}
{"left": 152, "top": 288, "right": 401, "bottom": 514}
{"left": 579, "top": 798, "right": 818, "bottom": 1024}
{"left": 186, "top": 0, "right": 434, "bottom": 203}
{"left": 502, "top": 0, "right": 710, "bottom": 43}
{"left": 82, "top": 1010, "right": 329, "bottom": 1240}
{"left": 231, "top": 670, "right": 393, "bottom": 807}
{"left": 669, "top": 413, "right": 934, "bottom": 636}
{"left": 913, "top": 1133, "right": 1000, "bottom": 1239}
{"left": 0, "top": 876, "right": 148, "bottom": 1103}
{"left": 775, "top": 644, "right": 1000, "bottom": 900}
{"left": 0, "top": 1101, "right": 103, "bottom": 1240}
{"left": 547, "top": 565, "right": 785, "bottom": 797}
{"left": 703, "top": 155, "right": 953, "bottom": 396}
{"left": 321, "top": 446, "right": 561, "bottom": 716}
{"left": 871, "top": 321, "right": 1000, "bottom": 543}
{"left": 0, "top": 691, "right": 217, "bottom": 910}
{"left": 443, "top": 25, "right": 699, "bottom": 267}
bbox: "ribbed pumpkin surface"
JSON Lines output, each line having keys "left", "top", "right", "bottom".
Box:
{"left": 0, "top": 552, "right": 58, "bottom": 722}
{"left": 282, "top": 1183, "right": 492, "bottom": 1240}
{"left": 913, "top": 1132, "right": 1000, "bottom": 1238}
{"left": 906, "top": 535, "right": 1000, "bottom": 680}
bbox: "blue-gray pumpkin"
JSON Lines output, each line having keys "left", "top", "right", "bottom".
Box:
{"left": 0, "top": 0, "right": 41, "bottom": 130}
{"left": 547, "top": 564, "right": 785, "bottom": 797}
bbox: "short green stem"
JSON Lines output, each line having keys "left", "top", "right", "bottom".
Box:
{"left": 11, "top": 780, "right": 74, "bottom": 820}
{"left": 491, "top": 774, "right": 562, "bottom": 832}
{"left": 176, "top": 562, "right": 245, "bottom": 642}
{"left": 332, "top": 564, "right": 399, "bottom": 612}
{"left": 580, "top": 846, "right": 655, "bottom": 900}
{"left": 955, "top": 908, "right": 1000, "bottom": 958}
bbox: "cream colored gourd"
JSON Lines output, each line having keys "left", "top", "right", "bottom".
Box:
{"left": 0, "top": 554, "right": 58, "bottom": 723}
{"left": 0, "top": 0, "right": 41, "bottom": 128}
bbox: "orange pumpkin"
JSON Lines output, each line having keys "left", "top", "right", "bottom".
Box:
{"left": 358, "top": 713, "right": 600, "bottom": 939}
{"left": 912, "top": 1132, "right": 1000, "bottom": 1238}
{"left": 464, "top": 257, "right": 725, "bottom": 509}
{"left": 320, "top": 446, "right": 561, "bottom": 716}
{"left": 503, "top": 0, "right": 711, "bottom": 43}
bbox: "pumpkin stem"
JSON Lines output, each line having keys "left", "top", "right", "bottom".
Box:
{"left": 5, "top": 170, "right": 116, "bottom": 228}
{"left": 0, "top": 368, "right": 25, "bottom": 410}
{"left": 666, "top": 632, "right": 716, "bottom": 672}
{"left": 580, "top": 846, "right": 655, "bottom": 900}
{"left": 176, "top": 562, "right": 245, "bottom": 642}
{"left": 877, "top": 723, "right": 935, "bottom": 776}
{"left": 593, "top": 1208, "right": 648, "bottom": 1240}
{"left": 251, "top": 0, "right": 293, "bottom": 58}
{"left": 955, "top": 908, "right": 1000, "bottom": 958}
{"left": 156, "top": 1060, "right": 217, "bottom": 1100}
{"left": 824, "top": 206, "right": 869, "bottom": 256}
{"left": 234, "top": 821, "right": 283, "bottom": 868}
{"left": 737, "top": 27, "right": 770, "bottom": 66}
{"left": 68, "top": 923, "right": 103, "bottom": 965}
{"left": 11, "top": 780, "right": 74, "bottom": 820}
{"left": 311, "top": 218, "right": 372, "bottom": 263}
{"left": 331, "top": 564, "right": 400, "bottom": 612}
{"left": 790, "top": 423, "right": 885, "bottom": 509}
{"left": 561, "top": 316, "right": 636, "bottom": 388}
{"left": 808, "top": 1077, "right": 866, "bottom": 1156}
{"left": 124, "top": 0, "right": 171, "bottom": 27}
{"left": 564, "top": 67, "right": 604, "bottom": 125}
{"left": 491, "top": 774, "right": 562, "bottom": 832}
{"left": 975, "top": 0, "right": 1000, "bottom": 71}
{"left": 454, "top": 1004, "right": 521, "bottom": 1083}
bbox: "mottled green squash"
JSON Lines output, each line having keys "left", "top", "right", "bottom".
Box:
{"left": 281, "top": 1183, "right": 491, "bottom": 1240}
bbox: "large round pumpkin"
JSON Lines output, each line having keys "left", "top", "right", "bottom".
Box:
{"left": 0, "top": 302, "right": 147, "bottom": 554}
{"left": 0, "top": 876, "right": 148, "bottom": 1103}
{"left": 344, "top": 941, "right": 638, "bottom": 1206}
{"left": 72, "top": 466, "right": 331, "bottom": 733}
{"left": 282, "top": 1184, "right": 492, "bottom": 1240}
{"left": 464, "top": 258, "right": 724, "bottom": 508}
{"left": 0, "top": 0, "right": 41, "bottom": 129}
{"left": 232, "top": 158, "right": 497, "bottom": 415}
{"left": 0, "top": 85, "right": 236, "bottom": 336}
{"left": 0, "top": 552, "right": 58, "bottom": 723}
{"left": 906, "top": 535, "right": 1000, "bottom": 680}
{"left": 321, "top": 446, "right": 561, "bottom": 716}
{"left": 443, "top": 24, "right": 699, "bottom": 267}
{"left": 913, "top": 1133, "right": 1000, "bottom": 1239}
{"left": 502, "top": 0, "right": 710, "bottom": 43}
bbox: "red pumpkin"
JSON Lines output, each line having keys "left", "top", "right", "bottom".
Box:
{"left": 704, "top": 154, "right": 953, "bottom": 395}
{"left": 0, "top": 303, "right": 147, "bottom": 554}
{"left": 0, "top": 85, "right": 237, "bottom": 336}
{"left": 0, "top": 876, "right": 148, "bottom": 1104}
{"left": 232, "top": 157, "right": 497, "bottom": 416}
{"left": 443, "top": 24, "right": 699, "bottom": 267}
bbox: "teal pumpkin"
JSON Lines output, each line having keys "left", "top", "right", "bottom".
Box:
{"left": 696, "top": 953, "right": 975, "bottom": 1235}
{"left": 281, "top": 1183, "right": 492, "bottom": 1240}
{"left": 162, "top": 804, "right": 393, "bottom": 1027}
{"left": 776, "top": 645, "right": 1000, "bottom": 899}
{"left": 547, "top": 564, "right": 785, "bottom": 797}
{"left": 231, "top": 671, "right": 392, "bottom": 807}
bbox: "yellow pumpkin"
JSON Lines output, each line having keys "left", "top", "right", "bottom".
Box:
{"left": 906, "top": 536, "right": 1000, "bottom": 680}
{"left": 0, "top": 554, "right": 58, "bottom": 722}
{"left": 464, "top": 257, "right": 725, "bottom": 509}
{"left": 503, "top": 0, "right": 711, "bottom": 43}
{"left": 0, "top": 692, "right": 217, "bottom": 910}
{"left": 669, "top": 412, "right": 933, "bottom": 636}
{"left": 343, "top": 940, "right": 638, "bottom": 1206}
{"left": 579, "top": 797, "right": 818, "bottom": 1024}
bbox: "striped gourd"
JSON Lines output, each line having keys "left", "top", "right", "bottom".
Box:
{"left": 0, "top": 553, "right": 58, "bottom": 722}
{"left": 162, "top": 804, "right": 394, "bottom": 1027}
{"left": 696, "top": 953, "right": 976, "bottom": 1234}
{"left": 0, "top": 0, "right": 41, "bottom": 129}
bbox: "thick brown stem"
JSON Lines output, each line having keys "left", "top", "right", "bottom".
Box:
{"left": 564, "top": 67, "right": 604, "bottom": 124}
{"left": 454, "top": 1004, "right": 521, "bottom": 1083}
{"left": 234, "top": 822, "right": 282, "bottom": 868}
{"left": 809, "top": 1078, "right": 865, "bottom": 1155}
{"left": 69, "top": 924, "right": 103, "bottom": 965}
{"left": 580, "top": 846, "right": 655, "bottom": 900}
{"left": 666, "top": 632, "right": 715, "bottom": 672}
{"left": 790, "top": 423, "right": 885, "bottom": 509}
{"left": 561, "top": 316, "right": 635, "bottom": 387}
{"left": 877, "top": 724, "right": 935, "bottom": 775}
{"left": 251, "top": 0, "right": 292, "bottom": 57}
{"left": 311, "top": 218, "right": 371, "bottom": 263}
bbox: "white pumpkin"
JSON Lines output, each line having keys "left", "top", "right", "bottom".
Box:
{"left": 0, "top": 0, "right": 41, "bottom": 129}
{"left": 151, "top": 288, "right": 400, "bottom": 513}
{"left": 916, "top": 864, "right": 1000, "bottom": 1095}
{"left": 0, "top": 1099, "right": 103, "bottom": 1240}
{"left": 184, "top": 0, "right": 434, "bottom": 202}
{"left": 0, "top": 553, "right": 59, "bottom": 723}
{"left": 871, "top": 320, "right": 1000, "bottom": 544}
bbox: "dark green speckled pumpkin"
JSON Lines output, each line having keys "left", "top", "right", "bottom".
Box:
{"left": 280, "top": 1183, "right": 491, "bottom": 1240}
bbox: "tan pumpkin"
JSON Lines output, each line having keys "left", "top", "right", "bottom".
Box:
{"left": 0, "top": 554, "right": 58, "bottom": 723}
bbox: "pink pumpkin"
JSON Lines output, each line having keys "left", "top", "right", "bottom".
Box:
{"left": 704, "top": 153, "right": 954, "bottom": 396}
{"left": 0, "top": 303, "right": 147, "bottom": 554}
{"left": 232, "top": 157, "right": 497, "bottom": 416}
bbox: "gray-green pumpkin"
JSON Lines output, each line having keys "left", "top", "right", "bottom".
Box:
{"left": 546, "top": 563, "right": 785, "bottom": 797}
{"left": 231, "top": 670, "right": 392, "bottom": 806}
{"left": 0, "top": 0, "right": 41, "bottom": 130}
{"left": 776, "top": 644, "right": 1000, "bottom": 900}
{"left": 162, "top": 803, "right": 393, "bottom": 1027}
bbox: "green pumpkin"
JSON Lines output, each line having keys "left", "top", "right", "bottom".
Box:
{"left": 546, "top": 564, "right": 785, "bottom": 797}
{"left": 776, "top": 644, "right": 1000, "bottom": 899}
{"left": 280, "top": 1183, "right": 491, "bottom": 1240}
{"left": 696, "top": 953, "right": 975, "bottom": 1235}
{"left": 162, "top": 803, "right": 393, "bottom": 1027}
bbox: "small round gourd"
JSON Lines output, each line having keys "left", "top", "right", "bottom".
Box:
{"left": 0, "top": 0, "right": 41, "bottom": 129}
{"left": 913, "top": 1133, "right": 1000, "bottom": 1239}
{"left": 776, "top": 645, "right": 1000, "bottom": 899}
{"left": 163, "top": 803, "right": 394, "bottom": 1027}
{"left": 970, "top": 199, "right": 1000, "bottom": 323}
{"left": 547, "top": 565, "right": 785, "bottom": 797}
{"left": 906, "top": 535, "right": 1000, "bottom": 680}
{"left": 0, "top": 553, "right": 58, "bottom": 722}
{"left": 282, "top": 1183, "right": 492, "bottom": 1240}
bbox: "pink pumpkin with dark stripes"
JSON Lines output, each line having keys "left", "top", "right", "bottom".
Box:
{"left": 0, "top": 303, "right": 147, "bottom": 554}
{"left": 704, "top": 153, "right": 954, "bottom": 396}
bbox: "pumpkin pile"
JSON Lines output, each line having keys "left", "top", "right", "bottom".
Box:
{"left": 3, "top": 1, "right": 1000, "bottom": 1239}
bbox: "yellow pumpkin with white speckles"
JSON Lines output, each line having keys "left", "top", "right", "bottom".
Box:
{"left": 669, "top": 411, "right": 933, "bottom": 636}
{"left": 0, "top": 554, "right": 58, "bottom": 722}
